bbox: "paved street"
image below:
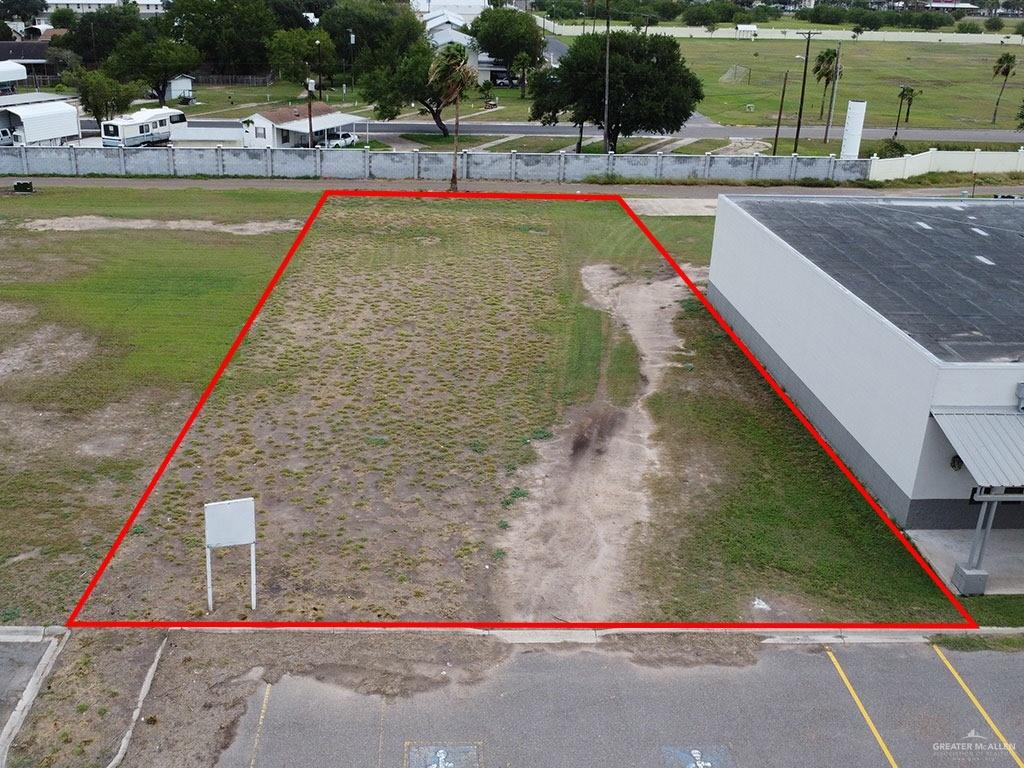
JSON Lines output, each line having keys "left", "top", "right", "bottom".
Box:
{"left": 77, "top": 113, "right": 1024, "bottom": 145}
{"left": 212, "top": 641, "right": 1024, "bottom": 768}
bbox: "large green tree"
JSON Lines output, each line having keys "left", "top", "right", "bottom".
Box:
{"left": 528, "top": 31, "right": 703, "bottom": 152}
{"left": 469, "top": 7, "right": 544, "bottom": 73}
{"left": 164, "top": 0, "right": 277, "bottom": 73}
{"left": 361, "top": 37, "right": 455, "bottom": 135}
{"left": 0, "top": 0, "right": 45, "bottom": 23}
{"left": 105, "top": 33, "right": 201, "bottom": 105}
{"left": 48, "top": 4, "right": 142, "bottom": 64}
{"left": 48, "top": 7, "right": 76, "bottom": 29}
{"left": 321, "top": 0, "right": 420, "bottom": 78}
{"left": 268, "top": 27, "right": 336, "bottom": 85}
{"left": 61, "top": 67, "right": 146, "bottom": 126}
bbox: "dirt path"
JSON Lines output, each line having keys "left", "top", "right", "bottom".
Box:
{"left": 497, "top": 265, "right": 697, "bottom": 622}
{"left": 18, "top": 216, "right": 303, "bottom": 235}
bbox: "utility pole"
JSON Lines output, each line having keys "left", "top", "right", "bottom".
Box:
{"left": 772, "top": 70, "right": 789, "bottom": 156}
{"left": 602, "top": 0, "right": 611, "bottom": 153}
{"left": 823, "top": 42, "right": 842, "bottom": 144}
{"left": 792, "top": 30, "right": 820, "bottom": 155}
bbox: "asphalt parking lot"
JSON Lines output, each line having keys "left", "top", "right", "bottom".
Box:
{"left": 213, "top": 641, "right": 1023, "bottom": 768}
{"left": 0, "top": 642, "right": 45, "bottom": 730}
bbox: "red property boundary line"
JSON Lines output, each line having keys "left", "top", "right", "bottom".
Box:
{"left": 66, "top": 189, "right": 978, "bottom": 631}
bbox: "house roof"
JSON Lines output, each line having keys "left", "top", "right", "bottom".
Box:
{"left": 731, "top": 196, "right": 1024, "bottom": 364}
{"left": 423, "top": 9, "right": 466, "bottom": 29}
{"left": 0, "top": 41, "right": 50, "bottom": 63}
{"left": 429, "top": 26, "right": 474, "bottom": 48}
{"left": 253, "top": 102, "right": 362, "bottom": 133}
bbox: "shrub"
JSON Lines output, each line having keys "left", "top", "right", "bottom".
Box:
{"left": 984, "top": 15, "right": 1004, "bottom": 31}
{"left": 956, "top": 20, "right": 983, "bottom": 33}
{"left": 876, "top": 138, "right": 908, "bottom": 158}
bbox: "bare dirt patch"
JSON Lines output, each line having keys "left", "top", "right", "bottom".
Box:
{"left": 497, "top": 265, "right": 690, "bottom": 621}
{"left": 20, "top": 216, "right": 303, "bottom": 236}
{"left": 0, "top": 302, "right": 35, "bottom": 325}
{"left": 598, "top": 632, "right": 760, "bottom": 668}
{"left": 121, "top": 632, "right": 511, "bottom": 768}
{"left": 0, "top": 325, "right": 95, "bottom": 381}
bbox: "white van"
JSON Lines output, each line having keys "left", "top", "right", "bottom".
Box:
{"left": 101, "top": 107, "right": 187, "bottom": 147}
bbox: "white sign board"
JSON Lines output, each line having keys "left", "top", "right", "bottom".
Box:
{"left": 203, "top": 497, "right": 257, "bottom": 612}
{"left": 204, "top": 497, "right": 256, "bottom": 548}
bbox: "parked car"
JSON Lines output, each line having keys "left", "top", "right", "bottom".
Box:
{"left": 495, "top": 77, "right": 518, "bottom": 87}
{"left": 0, "top": 127, "right": 13, "bottom": 146}
{"left": 323, "top": 132, "right": 358, "bottom": 149}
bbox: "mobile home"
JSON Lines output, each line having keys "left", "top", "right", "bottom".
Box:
{"left": 101, "top": 107, "right": 187, "bottom": 147}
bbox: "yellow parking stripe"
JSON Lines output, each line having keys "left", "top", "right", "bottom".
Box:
{"left": 826, "top": 648, "right": 899, "bottom": 768}
{"left": 932, "top": 644, "right": 1024, "bottom": 768}
{"left": 248, "top": 682, "right": 273, "bottom": 768}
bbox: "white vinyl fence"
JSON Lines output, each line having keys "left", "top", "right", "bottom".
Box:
{"left": 868, "top": 147, "right": 1024, "bottom": 181}
{"left": 0, "top": 145, "right": 869, "bottom": 183}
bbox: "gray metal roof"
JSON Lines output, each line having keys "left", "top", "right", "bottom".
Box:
{"left": 731, "top": 197, "right": 1024, "bottom": 364}
{"left": 932, "top": 407, "right": 1024, "bottom": 487}
{"left": 0, "top": 92, "right": 70, "bottom": 108}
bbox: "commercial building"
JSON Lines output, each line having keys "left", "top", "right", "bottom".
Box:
{"left": 709, "top": 196, "right": 1023, "bottom": 594}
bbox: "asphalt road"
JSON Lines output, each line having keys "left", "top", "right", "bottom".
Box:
{"left": 214, "top": 642, "right": 1024, "bottom": 768}
{"left": 78, "top": 114, "right": 1024, "bottom": 144}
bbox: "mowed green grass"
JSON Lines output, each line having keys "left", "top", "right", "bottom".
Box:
{"left": 679, "top": 39, "right": 1024, "bottom": 130}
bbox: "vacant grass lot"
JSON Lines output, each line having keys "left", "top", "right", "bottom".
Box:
{"left": 1, "top": 189, "right": 1011, "bottom": 626}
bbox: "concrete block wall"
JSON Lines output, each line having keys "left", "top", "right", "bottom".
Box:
{"left": 22, "top": 144, "right": 1024, "bottom": 185}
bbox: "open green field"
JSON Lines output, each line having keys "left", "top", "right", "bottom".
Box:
{"left": 484, "top": 135, "right": 576, "bottom": 153}
{"left": 399, "top": 133, "right": 501, "bottom": 148}
{"left": 1, "top": 187, "right": 1015, "bottom": 626}
{"left": 680, "top": 39, "right": 1024, "bottom": 130}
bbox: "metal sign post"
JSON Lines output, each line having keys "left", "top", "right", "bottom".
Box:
{"left": 203, "top": 497, "right": 257, "bottom": 612}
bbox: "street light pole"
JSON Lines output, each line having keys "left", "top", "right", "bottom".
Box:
{"left": 602, "top": 0, "right": 611, "bottom": 153}
{"left": 792, "top": 30, "right": 820, "bottom": 155}
{"left": 315, "top": 38, "right": 322, "bottom": 100}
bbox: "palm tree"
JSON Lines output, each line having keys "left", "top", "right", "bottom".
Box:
{"left": 902, "top": 86, "right": 922, "bottom": 124}
{"left": 512, "top": 52, "right": 533, "bottom": 100}
{"left": 993, "top": 52, "right": 1017, "bottom": 124}
{"left": 813, "top": 48, "right": 839, "bottom": 119}
{"left": 428, "top": 43, "right": 478, "bottom": 191}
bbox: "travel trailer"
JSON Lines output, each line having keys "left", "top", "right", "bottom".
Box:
{"left": 101, "top": 107, "right": 187, "bottom": 147}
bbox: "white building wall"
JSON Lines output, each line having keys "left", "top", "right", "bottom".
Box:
{"left": 913, "top": 365, "right": 1024, "bottom": 499}
{"left": 709, "top": 196, "right": 940, "bottom": 498}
